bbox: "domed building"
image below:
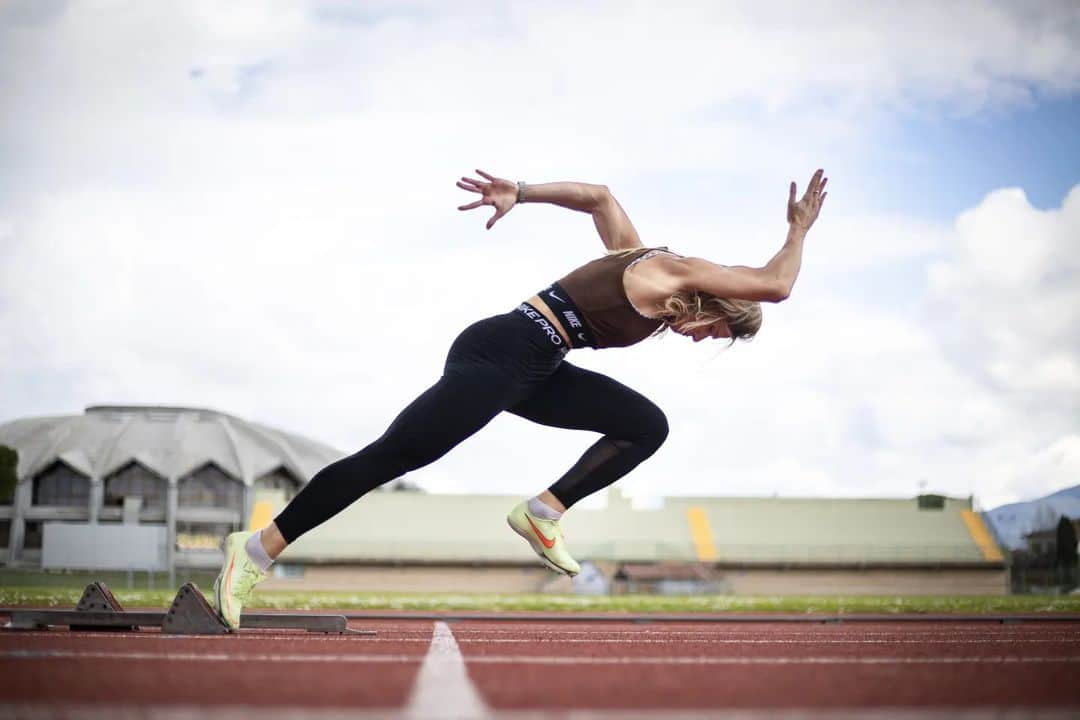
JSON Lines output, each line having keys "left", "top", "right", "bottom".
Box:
{"left": 0, "top": 405, "right": 345, "bottom": 568}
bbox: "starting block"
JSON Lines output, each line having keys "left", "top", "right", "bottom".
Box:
{"left": 163, "top": 583, "right": 231, "bottom": 635}
{"left": 71, "top": 580, "right": 134, "bottom": 632}
{"left": 5, "top": 581, "right": 375, "bottom": 637}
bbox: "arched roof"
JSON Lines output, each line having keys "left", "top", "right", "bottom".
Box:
{"left": 0, "top": 405, "right": 345, "bottom": 486}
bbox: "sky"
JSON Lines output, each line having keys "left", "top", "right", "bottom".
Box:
{"left": 0, "top": 0, "right": 1078, "bottom": 511}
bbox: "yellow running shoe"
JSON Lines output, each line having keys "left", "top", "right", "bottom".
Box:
{"left": 507, "top": 500, "right": 581, "bottom": 577}
{"left": 212, "top": 530, "right": 268, "bottom": 631}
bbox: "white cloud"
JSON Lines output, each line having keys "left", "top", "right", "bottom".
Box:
{"left": 3, "top": 1, "right": 1078, "bottom": 192}
{"left": 1004, "top": 435, "right": 1080, "bottom": 502}
{"left": 927, "top": 186, "right": 1080, "bottom": 402}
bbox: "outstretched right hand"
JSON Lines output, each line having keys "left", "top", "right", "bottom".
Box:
{"left": 787, "top": 168, "right": 828, "bottom": 231}
{"left": 456, "top": 169, "right": 518, "bottom": 230}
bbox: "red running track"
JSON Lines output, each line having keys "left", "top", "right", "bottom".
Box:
{"left": 1, "top": 615, "right": 1079, "bottom": 718}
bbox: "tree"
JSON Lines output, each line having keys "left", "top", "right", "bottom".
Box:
{"left": 1056, "top": 515, "right": 1078, "bottom": 589}
{"left": 0, "top": 445, "right": 16, "bottom": 504}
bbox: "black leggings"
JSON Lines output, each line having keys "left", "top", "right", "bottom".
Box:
{"left": 274, "top": 308, "right": 669, "bottom": 543}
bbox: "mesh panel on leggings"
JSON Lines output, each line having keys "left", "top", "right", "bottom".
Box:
{"left": 548, "top": 437, "right": 638, "bottom": 508}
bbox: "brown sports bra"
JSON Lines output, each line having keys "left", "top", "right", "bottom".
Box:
{"left": 552, "top": 248, "right": 678, "bottom": 349}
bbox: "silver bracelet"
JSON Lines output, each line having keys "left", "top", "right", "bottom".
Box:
{"left": 516, "top": 181, "right": 527, "bottom": 204}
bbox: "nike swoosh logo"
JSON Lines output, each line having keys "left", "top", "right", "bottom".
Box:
{"left": 548, "top": 290, "right": 565, "bottom": 303}
{"left": 526, "top": 515, "right": 556, "bottom": 549}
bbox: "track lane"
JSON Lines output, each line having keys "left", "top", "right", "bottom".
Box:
{"left": 3, "top": 617, "right": 1079, "bottom": 713}
{"left": 0, "top": 619, "right": 431, "bottom": 708}
{"left": 454, "top": 621, "right": 1080, "bottom": 710}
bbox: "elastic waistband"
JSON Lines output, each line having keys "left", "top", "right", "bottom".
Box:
{"left": 516, "top": 302, "right": 571, "bottom": 355}
{"left": 533, "top": 282, "right": 597, "bottom": 348}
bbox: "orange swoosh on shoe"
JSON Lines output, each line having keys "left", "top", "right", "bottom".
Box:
{"left": 526, "top": 515, "right": 556, "bottom": 549}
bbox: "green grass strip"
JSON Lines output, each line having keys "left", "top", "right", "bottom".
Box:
{"left": 2, "top": 587, "right": 1078, "bottom": 614}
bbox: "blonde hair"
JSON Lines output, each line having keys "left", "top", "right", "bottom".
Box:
{"left": 655, "top": 291, "right": 762, "bottom": 344}
{"left": 611, "top": 247, "right": 762, "bottom": 344}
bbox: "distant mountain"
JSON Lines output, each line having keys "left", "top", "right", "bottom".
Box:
{"left": 984, "top": 485, "right": 1080, "bottom": 550}
{"left": 1047, "top": 484, "right": 1080, "bottom": 502}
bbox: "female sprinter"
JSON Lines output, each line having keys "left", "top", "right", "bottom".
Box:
{"left": 212, "top": 168, "right": 828, "bottom": 629}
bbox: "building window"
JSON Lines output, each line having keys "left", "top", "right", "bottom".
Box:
{"left": 24, "top": 521, "right": 43, "bottom": 549}
{"left": 255, "top": 467, "right": 300, "bottom": 500}
{"left": 32, "top": 461, "right": 90, "bottom": 507}
{"left": 178, "top": 463, "right": 243, "bottom": 511}
{"left": 917, "top": 494, "right": 945, "bottom": 510}
{"left": 104, "top": 461, "right": 166, "bottom": 510}
{"left": 0, "top": 443, "right": 15, "bottom": 505}
{"left": 0, "top": 519, "right": 9, "bottom": 548}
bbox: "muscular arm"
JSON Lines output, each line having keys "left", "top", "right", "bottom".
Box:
{"left": 675, "top": 225, "right": 805, "bottom": 303}
{"left": 457, "top": 171, "right": 643, "bottom": 250}
{"left": 519, "top": 182, "right": 643, "bottom": 251}
{"left": 641, "top": 169, "right": 825, "bottom": 304}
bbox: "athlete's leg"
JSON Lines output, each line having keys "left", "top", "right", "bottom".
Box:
{"left": 273, "top": 305, "right": 570, "bottom": 547}
{"left": 508, "top": 361, "right": 669, "bottom": 509}
{"left": 273, "top": 367, "right": 526, "bottom": 545}
{"left": 216, "top": 308, "right": 566, "bottom": 626}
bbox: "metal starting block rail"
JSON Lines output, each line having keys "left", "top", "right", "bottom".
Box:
{"left": 4, "top": 581, "right": 376, "bottom": 637}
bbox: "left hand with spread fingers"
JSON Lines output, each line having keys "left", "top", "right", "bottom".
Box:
{"left": 456, "top": 169, "right": 518, "bottom": 230}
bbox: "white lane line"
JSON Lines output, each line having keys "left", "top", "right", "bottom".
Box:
{"left": 3, "top": 649, "right": 1078, "bottom": 665}
{"left": 455, "top": 638, "right": 1078, "bottom": 644}
{"left": 4, "top": 634, "right": 1074, "bottom": 646}
{"left": 4, "top": 630, "right": 1074, "bottom": 643}
{"left": 459, "top": 655, "right": 1080, "bottom": 665}
{"left": 5, "top": 705, "right": 1080, "bottom": 720}
{"left": 0, "top": 650, "right": 422, "bottom": 662}
{"left": 448, "top": 629, "right": 1080, "bottom": 637}
{"left": 4, "top": 634, "right": 1072, "bottom": 645}
{"left": 0, "top": 632, "right": 431, "bottom": 642}
{"left": 404, "top": 621, "right": 491, "bottom": 720}
{"left": 448, "top": 633, "right": 1080, "bottom": 641}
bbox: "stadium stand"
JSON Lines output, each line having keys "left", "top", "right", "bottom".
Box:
{"left": 1, "top": 405, "right": 1008, "bottom": 595}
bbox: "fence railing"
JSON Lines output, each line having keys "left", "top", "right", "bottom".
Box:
{"left": 1010, "top": 565, "right": 1078, "bottom": 595}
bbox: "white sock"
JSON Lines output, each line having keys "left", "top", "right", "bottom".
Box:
{"left": 528, "top": 496, "right": 563, "bottom": 521}
{"left": 244, "top": 529, "right": 274, "bottom": 572}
